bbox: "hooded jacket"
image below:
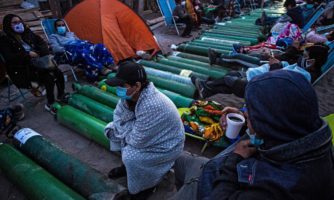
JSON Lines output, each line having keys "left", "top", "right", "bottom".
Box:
{"left": 209, "top": 70, "right": 334, "bottom": 200}
{"left": 0, "top": 14, "right": 49, "bottom": 88}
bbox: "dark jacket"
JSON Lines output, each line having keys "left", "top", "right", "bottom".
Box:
{"left": 202, "top": 71, "right": 334, "bottom": 200}
{"left": 0, "top": 14, "right": 49, "bottom": 88}
{"left": 210, "top": 122, "right": 334, "bottom": 200}
{"left": 287, "top": 6, "right": 304, "bottom": 28}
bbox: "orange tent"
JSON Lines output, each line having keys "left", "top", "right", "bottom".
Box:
{"left": 65, "top": 0, "right": 160, "bottom": 63}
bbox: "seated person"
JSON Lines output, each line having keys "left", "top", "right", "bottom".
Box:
{"left": 284, "top": 0, "right": 304, "bottom": 28}
{"left": 316, "top": 1, "right": 334, "bottom": 25}
{"left": 172, "top": 70, "right": 334, "bottom": 200}
{"left": 173, "top": 0, "right": 193, "bottom": 37}
{"left": 185, "top": 0, "right": 199, "bottom": 28}
{"left": 0, "top": 14, "right": 66, "bottom": 112}
{"left": 49, "top": 19, "right": 115, "bottom": 81}
{"left": 301, "top": 0, "right": 316, "bottom": 22}
{"left": 103, "top": 61, "right": 185, "bottom": 199}
{"left": 192, "top": 0, "right": 216, "bottom": 25}
{"left": 196, "top": 44, "right": 329, "bottom": 98}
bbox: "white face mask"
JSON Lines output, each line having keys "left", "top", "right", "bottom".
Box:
{"left": 300, "top": 57, "right": 315, "bottom": 69}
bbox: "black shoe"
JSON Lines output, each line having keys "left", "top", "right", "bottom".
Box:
{"left": 130, "top": 186, "right": 157, "bottom": 200}
{"left": 108, "top": 165, "right": 127, "bottom": 179}
{"left": 195, "top": 78, "right": 209, "bottom": 99}
{"left": 208, "top": 48, "right": 220, "bottom": 65}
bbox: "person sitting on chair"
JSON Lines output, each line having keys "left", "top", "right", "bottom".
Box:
{"left": 49, "top": 19, "right": 115, "bottom": 80}
{"left": 0, "top": 14, "right": 66, "bottom": 113}
{"left": 173, "top": 0, "right": 193, "bottom": 37}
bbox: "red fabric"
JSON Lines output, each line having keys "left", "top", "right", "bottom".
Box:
{"left": 65, "top": 0, "right": 160, "bottom": 63}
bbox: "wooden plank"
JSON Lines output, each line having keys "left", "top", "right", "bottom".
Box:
{"left": 0, "top": 7, "right": 39, "bottom": 16}
{"left": 150, "top": 21, "right": 164, "bottom": 31}
{"left": 0, "top": 12, "right": 38, "bottom": 25}
{"left": 0, "top": 0, "right": 23, "bottom": 8}
{"left": 48, "top": 0, "right": 62, "bottom": 18}
{"left": 147, "top": 16, "right": 164, "bottom": 25}
{"left": 26, "top": 20, "right": 42, "bottom": 27}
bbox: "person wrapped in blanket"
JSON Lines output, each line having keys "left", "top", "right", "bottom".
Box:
{"left": 0, "top": 104, "right": 24, "bottom": 136}
{"left": 194, "top": 44, "right": 329, "bottom": 99}
{"left": 49, "top": 19, "right": 115, "bottom": 81}
{"left": 181, "top": 100, "right": 226, "bottom": 141}
{"left": 103, "top": 61, "right": 185, "bottom": 199}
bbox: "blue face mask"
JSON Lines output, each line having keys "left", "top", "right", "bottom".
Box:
{"left": 57, "top": 26, "right": 66, "bottom": 35}
{"left": 13, "top": 23, "right": 24, "bottom": 33}
{"left": 116, "top": 86, "right": 132, "bottom": 100}
{"left": 306, "top": 4, "right": 314, "bottom": 9}
{"left": 246, "top": 129, "right": 264, "bottom": 147}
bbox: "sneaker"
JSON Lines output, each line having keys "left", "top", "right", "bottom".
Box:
{"left": 194, "top": 78, "right": 209, "bottom": 99}
{"left": 108, "top": 165, "right": 127, "bottom": 179}
{"left": 45, "top": 104, "right": 56, "bottom": 115}
{"left": 208, "top": 48, "right": 220, "bottom": 65}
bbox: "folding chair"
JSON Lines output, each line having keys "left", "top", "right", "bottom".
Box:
{"left": 41, "top": 19, "right": 78, "bottom": 82}
{"left": 312, "top": 48, "right": 334, "bottom": 85}
{"left": 302, "top": 5, "right": 325, "bottom": 33}
{"left": 0, "top": 54, "right": 26, "bottom": 105}
{"left": 156, "top": 0, "right": 182, "bottom": 35}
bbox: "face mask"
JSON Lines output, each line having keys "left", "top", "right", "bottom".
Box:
{"left": 299, "top": 57, "right": 315, "bottom": 69}
{"left": 116, "top": 86, "right": 132, "bottom": 100}
{"left": 13, "top": 23, "right": 24, "bottom": 33}
{"left": 306, "top": 4, "right": 313, "bottom": 9}
{"left": 246, "top": 129, "right": 264, "bottom": 147}
{"left": 57, "top": 26, "right": 66, "bottom": 35}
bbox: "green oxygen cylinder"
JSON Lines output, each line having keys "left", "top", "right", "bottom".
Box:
{"left": 68, "top": 93, "right": 114, "bottom": 122}
{"left": 13, "top": 128, "right": 127, "bottom": 200}
{"left": 55, "top": 104, "right": 109, "bottom": 149}
{"left": 0, "top": 143, "right": 85, "bottom": 200}
{"left": 98, "top": 80, "right": 193, "bottom": 108}
{"left": 107, "top": 73, "right": 196, "bottom": 98}
{"left": 73, "top": 83, "right": 119, "bottom": 109}
{"left": 138, "top": 60, "right": 209, "bottom": 80}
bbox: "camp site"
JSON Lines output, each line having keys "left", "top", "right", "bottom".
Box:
{"left": 0, "top": 0, "right": 333, "bottom": 199}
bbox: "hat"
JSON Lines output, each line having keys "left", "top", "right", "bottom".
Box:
{"left": 106, "top": 61, "right": 147, "bottom": 87}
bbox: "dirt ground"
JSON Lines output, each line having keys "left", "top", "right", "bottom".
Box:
{"left": 0, "top": 22, "right": 232, "bottom": 199}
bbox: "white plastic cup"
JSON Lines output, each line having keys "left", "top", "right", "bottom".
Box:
{"left": 225, "top": 113, "right": 245, "bottom": 139}
{"left": 64, "top": 74, "right": 68, "bottom": 82}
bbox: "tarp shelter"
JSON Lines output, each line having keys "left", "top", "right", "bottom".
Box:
{"left": 65, "top": 0, "right": 160, "bottom": 63}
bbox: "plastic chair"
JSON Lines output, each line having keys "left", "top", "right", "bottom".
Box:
{"left": 41, "top": 19, "right": 78, "bottom": 82}
{"left": 156, "top": 0, "right": 182, "bottom": 35}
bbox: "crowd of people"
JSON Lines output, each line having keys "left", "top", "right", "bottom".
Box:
{"left": 0, "top": 0, "right": 334, "bottom": 199}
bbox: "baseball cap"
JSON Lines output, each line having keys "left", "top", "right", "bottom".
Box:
{"left": 105, "top": 61, "right": 147, "bottom": 87}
